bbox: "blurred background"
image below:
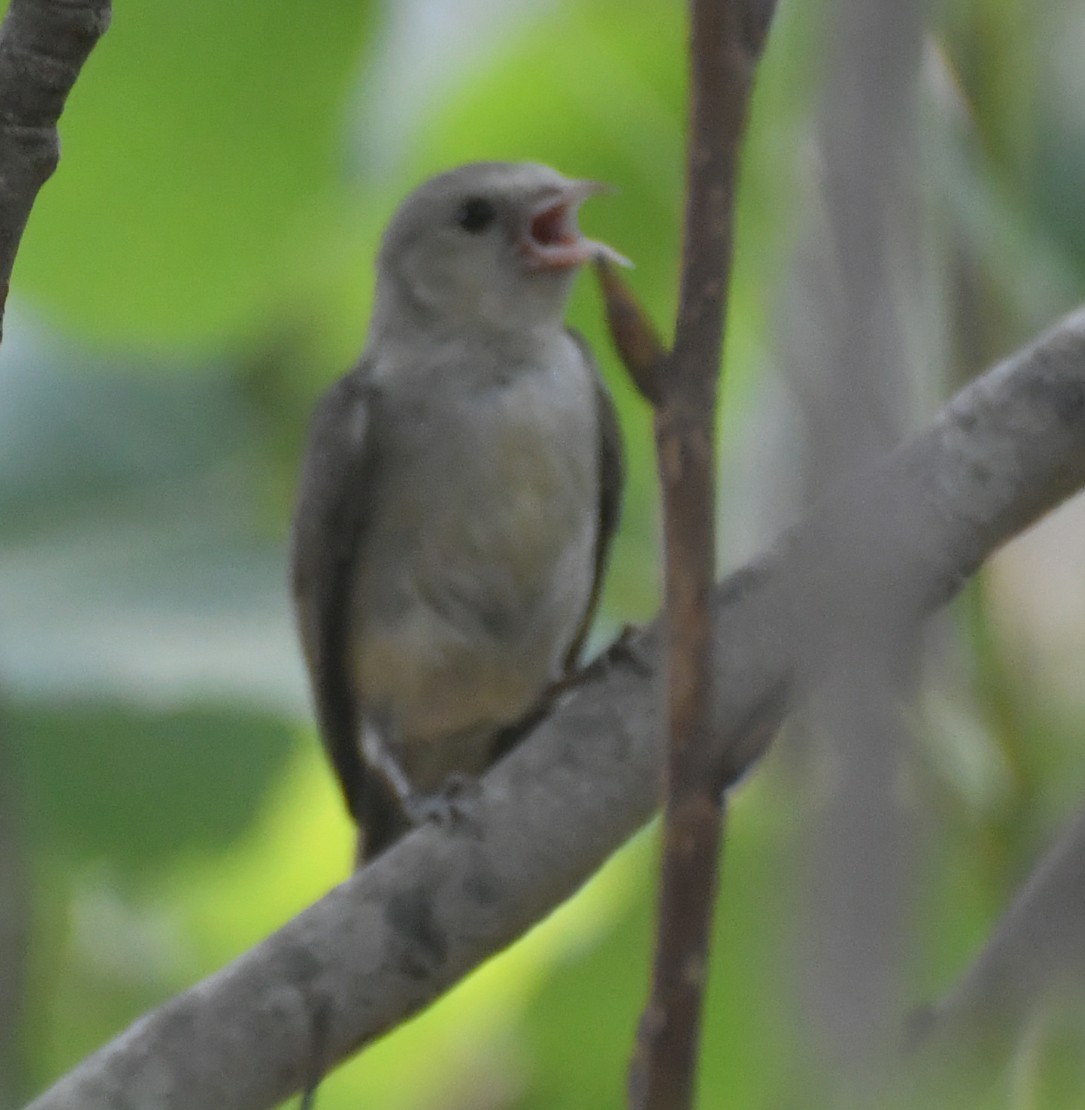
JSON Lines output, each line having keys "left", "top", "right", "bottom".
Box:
{"left": 3, "top": 0, "right": 1085, "bottom": 1106}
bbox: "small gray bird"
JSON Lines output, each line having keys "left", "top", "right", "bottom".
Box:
{"left": 290, "top": 162, "right": 625, "bottom": 863}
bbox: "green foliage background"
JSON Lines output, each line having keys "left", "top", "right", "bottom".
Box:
{"left": 4, "top": 0, "right": 1085, "bottom": 1106}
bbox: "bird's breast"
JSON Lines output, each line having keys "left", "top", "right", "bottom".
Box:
{"left": 351, "top": 344, "right": 600, "bottom": 746}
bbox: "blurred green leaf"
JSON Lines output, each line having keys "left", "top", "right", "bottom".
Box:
{"left": 7, "top": 700, "right": 297, "bottom": 867}
{"left": 0, "top": 320, "right": 304, "bottom": 710}
{"left": 15, "top": 0, "right": 376, "bottom": 349}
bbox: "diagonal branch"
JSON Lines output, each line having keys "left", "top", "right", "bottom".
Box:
{"left": 912, "top": 801, "right": 1085, "bottom": 1066}
{"left": 24, "top": 307, "right": 1085, "bottom": 1110}
{"left": 0, "top": 0, "right": 110, "bottom": 340}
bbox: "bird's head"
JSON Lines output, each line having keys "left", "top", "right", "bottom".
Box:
{"left": 371, "top": 162, "right": 627, "bottom": 344}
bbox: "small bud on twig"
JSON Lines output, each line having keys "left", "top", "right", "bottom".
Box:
{"left": 594, "top": 257, "right": 669, "bottom": 407}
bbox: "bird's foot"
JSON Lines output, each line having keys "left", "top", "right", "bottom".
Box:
{"left": 551, "top": 623, "right": 653, "bottom": 695}
{"left": 402, "top": 773, "right": 482, "bottom": 836}
{"left": 605, "top": 622, "right": 654, "bottom": 676}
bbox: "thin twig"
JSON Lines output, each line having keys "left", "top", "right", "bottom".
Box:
{"left": 0, "top": 0, "right": 111, "bottom": 341}
{"left": 0, "top": 719, "right": 30, "bottom": 1110}
{"left": 608, "top": 1, "right": 776, "bottom": 1106}
{"left": 22, "top": 305, "right": 1085, "bottom": 1110}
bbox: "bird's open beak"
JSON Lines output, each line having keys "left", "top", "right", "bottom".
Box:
{"left": 520, "top": 180, "right": 632, "bottom": 272}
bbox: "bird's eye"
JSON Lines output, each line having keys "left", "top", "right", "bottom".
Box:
{"left": 456, "top": 196, "right": 496, "bottom": 234}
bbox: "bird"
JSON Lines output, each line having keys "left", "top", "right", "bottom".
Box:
{"left": 290, "top": 161, "right": 625, "bottom": 864}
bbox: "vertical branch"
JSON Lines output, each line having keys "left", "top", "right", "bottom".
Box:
{"left": 0, "top": 0, "right": 111, "bottom": 341}
{"left": 786, "top": 0, "right": 924, "bottom": 1091}
{"left": 601, "top": 1, "right": 776, "bottom": 1107}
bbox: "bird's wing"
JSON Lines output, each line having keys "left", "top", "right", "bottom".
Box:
{"left": 563, "top": 328, "right": 625, "bottom": 671}
{"left": 289, "top": 365, "right": 402, "bottom": 842}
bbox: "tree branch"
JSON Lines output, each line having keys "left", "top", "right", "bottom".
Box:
{"left": 912, "top": 801, "right": 1085, "bottom": 1066}
{"left": 788, "top": 0, "right": 925, "bottom": 1085}
{"left": 614, "top": 0, "right": 776, "bottom": 1104}
{"left": 0, "top": 2, "right": 109, "bottom": 1104}
{"left": 25, "top": 307, "right": 1085, "bottom": 1110}
{"left": 0, "top": 0, "right": 110, "bottom": 340}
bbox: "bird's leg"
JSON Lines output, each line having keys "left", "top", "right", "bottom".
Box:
{"left": 353, "top": 713, "right": 415, "bottom": 863}
{"left": 488, "top": 626, "right": 655, "bottom": 768}
{"left": 547, "top": 622, "right": 654, "bottom": 700}
{"left": 361, "top": 717, "right": 479, "bottom": 835}
{"left": 605, "top": 622, "right": 654, "bottom": 675}
{"left": 361, "top": 713, "right": 415, "bottom": 810}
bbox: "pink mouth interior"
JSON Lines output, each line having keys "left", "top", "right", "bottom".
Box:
{"left": 530, "top": 203, "right": 578, "bottom": 248}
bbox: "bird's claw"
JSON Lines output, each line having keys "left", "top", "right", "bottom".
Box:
{"left": 605, "top": 623, "right": 653, "bottom": 676}
{"left": 403, "top": 773, "right": 481, "bottom": 836}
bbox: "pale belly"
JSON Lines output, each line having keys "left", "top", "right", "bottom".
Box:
{"left": 349, "top": 351, "right": 600, "bottom": 780}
